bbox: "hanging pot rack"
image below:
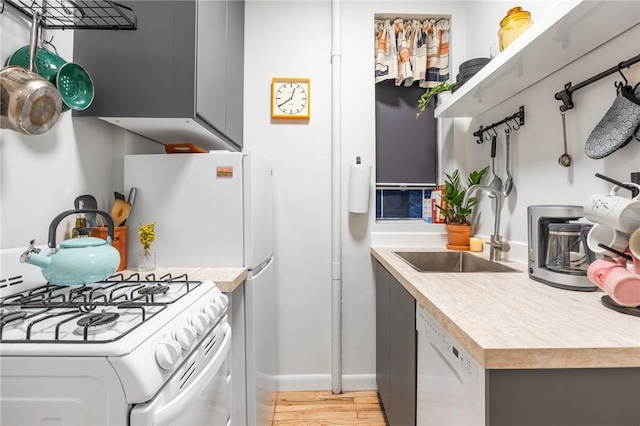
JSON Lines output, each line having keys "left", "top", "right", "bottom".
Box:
{"left": 0, "top": 0, "right": 137, "bottom": 30}
{"left": 554, "top": 54, "right": 640, "bottom": 112}
{"left": 473, "top": 106, "right": 525, "bottom": 144}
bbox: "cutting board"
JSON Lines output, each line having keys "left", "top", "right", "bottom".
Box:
{"left": 165, "top": 143, "right": 207, "bottom": 153}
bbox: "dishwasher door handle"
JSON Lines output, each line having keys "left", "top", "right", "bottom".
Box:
{"left": 428, "top": 340, "right": 464, "bottom": 384}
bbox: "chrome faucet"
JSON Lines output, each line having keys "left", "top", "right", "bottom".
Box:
{"left": 463, "top": 184, "right": 510, "bottom": 261}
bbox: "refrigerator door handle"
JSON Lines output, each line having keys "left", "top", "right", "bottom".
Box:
{"left": 249, "top": 256, "right": 273, "bottom": 277}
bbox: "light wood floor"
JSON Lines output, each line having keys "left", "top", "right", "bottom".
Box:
{"left": 272, "top": 390, "right": 389, "bottom": 426}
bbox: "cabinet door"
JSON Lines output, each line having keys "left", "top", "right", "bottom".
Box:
{"left": 387, "top": 273, "right": 416, "bottom": 426}
{"left": 374, "top": 260, "right": 417, "bottom": 426}
{"left": 225, "top": 0, "right": 244, "bottom": 146}
{"left": 196, "top": 0, "right": 228, "bottom": 134}
{"left": 73, "top": 1, "right": 194, "bottom": 118}
{"left": 374, "top": 261, "right": 391, "bottom": 401}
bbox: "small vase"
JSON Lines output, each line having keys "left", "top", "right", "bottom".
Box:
{"left": 138, "top": 248, "right": 156, "bottom": 272}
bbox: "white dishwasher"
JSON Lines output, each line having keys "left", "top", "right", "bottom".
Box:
{"left": 416, "top": 305, "right": 485, "bottom": 426}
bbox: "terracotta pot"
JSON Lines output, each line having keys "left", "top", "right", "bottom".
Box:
{"left": 445, "top": 223, "right": 471, "bottom": 248}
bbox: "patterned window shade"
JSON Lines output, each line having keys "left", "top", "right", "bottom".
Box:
{"left": 375, "top": 18, "right": 450, "bottom": 88}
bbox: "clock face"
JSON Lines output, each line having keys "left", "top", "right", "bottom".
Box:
{"left": 271, "top": 79, "right": 310, "bottom": 119}
{"left": 276, "top": 83, "right": 307, "bottom": 114}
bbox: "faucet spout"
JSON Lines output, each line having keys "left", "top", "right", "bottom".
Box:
{"left": 463, "top": 184, "right": 509, "bottom": 261}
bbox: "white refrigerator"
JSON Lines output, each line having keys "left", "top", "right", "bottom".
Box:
{"left": 124, "top": 150, "right": 276, "bottom": 426}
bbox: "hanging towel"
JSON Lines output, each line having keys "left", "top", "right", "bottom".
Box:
{"left": 585, "top": 83, "right": 640, "bottom": 159}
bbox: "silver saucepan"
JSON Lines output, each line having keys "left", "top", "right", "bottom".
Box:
{"left": 0, "top": 13, "right": 62, "bottom": 135}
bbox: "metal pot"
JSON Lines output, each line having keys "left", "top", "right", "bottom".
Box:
{"left": 0, "top": 13, "right": 62, "bottom": 135}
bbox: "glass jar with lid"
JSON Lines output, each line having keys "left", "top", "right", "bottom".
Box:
{"left": 498, "top": 6, "right": 533, "bottom": 51}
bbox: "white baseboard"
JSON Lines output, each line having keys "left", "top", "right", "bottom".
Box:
{"left": 275, "top": 374, "right": 378, "bottom": 392}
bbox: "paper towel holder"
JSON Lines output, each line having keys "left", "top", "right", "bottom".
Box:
{"left": 348, "top": 156, "right": 371, "bottom": 214}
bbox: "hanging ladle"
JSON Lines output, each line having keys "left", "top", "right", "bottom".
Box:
{"left": 558, "top": 111, "right": 572, "bottom": 167}
{"left": 488, "top": 133, "right": 502, "bottom": 198}
{"left": 502, "top": 127, "right": 514, "bottom": 196}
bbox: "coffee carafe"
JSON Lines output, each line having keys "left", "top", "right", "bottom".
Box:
{"left": 544, "top": 223, "right": 592, "bottom": 274}
{"left": 528, "top": 205, "right": 597, "bottom": 291}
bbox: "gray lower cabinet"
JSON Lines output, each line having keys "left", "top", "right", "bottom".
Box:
{"left": 377, "top": 259, "right": 640, "bottom": 426}
{"left": 374, "top": 260, "right": 416, "bottom": 426}
{"left": 73, "top": 0, "right": 243, "bottom": 151}
{"left": 486, "top": 368, "right": 640, "bottom": 426}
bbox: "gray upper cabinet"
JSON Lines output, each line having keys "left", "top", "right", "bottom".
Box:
{"left": 73, "top": 0, "right": 244, "bottom": 151}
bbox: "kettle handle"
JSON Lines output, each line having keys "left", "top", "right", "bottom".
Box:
{"left": 48, "top": 209, "right": 114, "bottom": 248}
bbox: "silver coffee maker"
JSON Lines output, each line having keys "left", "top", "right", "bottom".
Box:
{"left": 528, "top": 205, "right": 596, "bottom": 291}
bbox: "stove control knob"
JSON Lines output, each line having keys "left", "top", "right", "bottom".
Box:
{"left": 155, "top": 339, "right": 182, "bottom": 370}
{"left": 202, "top": 302, "right": 221, "bottom": 321}
{"left": 215, "top": 293, "right": 229, "bottom": 310}
{"left": 189, "top": 312, "right": 210, "bottom": 335}
{"left": 173, "top": 325, "right": 197, "bottom": 351}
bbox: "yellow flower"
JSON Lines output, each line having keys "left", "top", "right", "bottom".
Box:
{"left": 138, "top": 222, "right": 156, "bottom": 251}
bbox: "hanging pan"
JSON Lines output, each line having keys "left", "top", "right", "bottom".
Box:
{"left": 1, "top": 13, "right": 62, "bottom": 135}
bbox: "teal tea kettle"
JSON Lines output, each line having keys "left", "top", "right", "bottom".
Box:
{"left": 20, "top": 209, "right": 121, "bottom": 286}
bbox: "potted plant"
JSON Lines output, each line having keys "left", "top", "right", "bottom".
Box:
{"left": 138, "top": 222, "right": 156, "bottom": 272}
{"left": 437, "top": 167, "right": 488, "bottom": 248}
{"left": 416, "top": 81, "right": 456, "bottom": 118}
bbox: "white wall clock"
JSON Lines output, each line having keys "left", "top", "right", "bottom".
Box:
{"left": 271, "top": 78, "right": 310, "bottom": 120}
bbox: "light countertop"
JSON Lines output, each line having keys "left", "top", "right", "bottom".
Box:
{"left": 120, "top": 267, "right": 247, "bottom": 293}
{"left": 371, "top": 246, "right": 640, "bottom": 370}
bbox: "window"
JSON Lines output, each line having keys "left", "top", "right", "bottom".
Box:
{"left": 375, "top": 81, "right": 438, "bottom": 221}
{"left": 376, "top": 189, "right": 428, "bottom": 219}
{"left": 373, "top": 15, "right": 451, "bottom": 221}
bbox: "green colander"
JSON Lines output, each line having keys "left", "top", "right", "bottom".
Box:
{"left": 56, "top": 63, "right": 94, "bottom": 111}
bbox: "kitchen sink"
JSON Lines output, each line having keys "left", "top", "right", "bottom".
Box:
{"left": 394, "top": 251, "right": 520, "bottom": 273}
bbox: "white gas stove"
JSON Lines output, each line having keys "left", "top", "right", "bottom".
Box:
{"left": 0, "top": 246, "right": 231, "bottom": 425}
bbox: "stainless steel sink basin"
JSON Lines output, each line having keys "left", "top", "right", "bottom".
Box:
{"left": 394, "top": 251, "right": 520, "bottom": 273}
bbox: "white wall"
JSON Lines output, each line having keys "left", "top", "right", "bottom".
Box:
{"left": 0, "top": 11, "right": 163, "bottom": 248}
{"left": 0, "top": 12, "right": 116, "bottom": 247}
{"left": 340, "top": 0, "right": 469, "bottom": 389}
{"left": 463, "top": 21, "right": 640, "bottom": 245}
{"left": 243, "top": 1, "right": 334, "bottom": 389}
{"left": 244, "top": 0, "right": 470, "bottom": 390}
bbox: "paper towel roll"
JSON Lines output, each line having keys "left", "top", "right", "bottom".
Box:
{"left": 348, "top": 164, "right": 372, "bottom": 213}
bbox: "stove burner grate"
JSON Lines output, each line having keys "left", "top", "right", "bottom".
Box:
{"left": 0, "top": 310, "right": 27, "bottom": 323}
{"left": 138, "top": 284, "right": 170, "bottom": 296}
{"left": 0, "top": 273, "right": 203, "bottom": 344}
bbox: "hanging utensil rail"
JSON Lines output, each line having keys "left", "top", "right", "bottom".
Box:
{"left": 554, "top": 54, "right": 640, "bottom": 112}
{"left": 1, "top": 0, "right": 137, "bottom": 30}
{"left": 473, "top": 106, "right": 525, "bottom": 144}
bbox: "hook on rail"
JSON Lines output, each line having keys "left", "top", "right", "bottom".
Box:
{"left": 473, "top": 106, "right": 525, "bottom": 144}
{"left": 555, "top": 54, "right": 640, "bottom": 112}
